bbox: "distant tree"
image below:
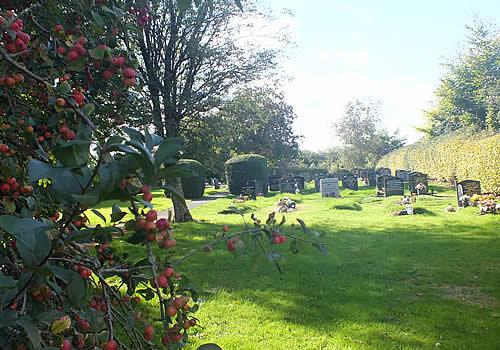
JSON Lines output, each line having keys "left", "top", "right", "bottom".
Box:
{"left": 334, "top": 98, "right": 405, "bottom": 168}
{"left": 422, "top": 19, "right": 500, "bottom": 137}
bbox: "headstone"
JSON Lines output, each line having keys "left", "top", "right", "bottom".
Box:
{"left": 294, "top": 175, "right": 305, "bottom": 190}
{"left": 314, "top": 177, "right": 324, "bottom": 192}
{"left": 241, "top": 180, "right": 256, "bottom": 199}
{"left": 279, "top": 179, "right": 296, "bottom": 194}
{"left": 366, "top": 170, "right": 377, "bottom": 187}
{"left": 456, "top": 180, "right": 481, "bottom": 207}
{"left": 383, "top": 176, "right": 404, "bottom": 197}
{"left": 342, "top": 173, "right": 358, "bottom": 190}
{"left": 376, "top": 175, "right": 390, "bottom": 197}
{"left": 320, "top": 178, "right": 340, "bottom": 198}
{"left": 269, "top": 175, "right": 280, "bottom": 192}
{"left": 408, "top": 172, "right": 428, "bottom": 195}
{"left": 395, "top": 170, "right": 410, "bottom": 182}
{"left": 377, "top": 167, "right": 391, "bottom": 176}
{"left": 214, "top": 178, "right": 221, "bottom": 189}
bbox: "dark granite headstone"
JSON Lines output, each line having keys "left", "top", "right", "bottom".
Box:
{"left": 294, "top": 175, "right": 305, "bottom": 190}
{"left": 456, "top": 180, "right": 481, "bottom": 207}
{"left": 241, "top": 180, "right": 256, "bottom": 199}
{"left": 408, "top": 172, "right": 428, "bottom": 195}
{"left": 377, "top": 167, "right": 391, "bottom": 176}
{"left": 383, "top": 176, "right": 404, "bottom": 197}
{"left": 365, "top": 170, "right": 377, "bottom": 187}
{"left": 376, "top": 175, "right": 390, "bottom": 197}
{"left": 395, "top": 170, "right": 410, "bottom": 182}
{"left": 342, "top": 173, "right": 358, "bottom": 190}
{"left": 279, "top": 180, "right": 296, "bottom": 194}
{"left": 269, "top": 175, "right": 280, "bottom": 192}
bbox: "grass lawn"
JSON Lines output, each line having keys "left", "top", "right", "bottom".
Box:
{"left": 111, "top": 183, "right": 500, "bottom": 350}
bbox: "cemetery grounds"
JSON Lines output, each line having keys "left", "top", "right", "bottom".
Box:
{"left": 100, "top": 183, "right": 500, "bottom": 350}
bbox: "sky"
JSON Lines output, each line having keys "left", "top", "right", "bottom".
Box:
{"left": 263, "top": 0, "right": 500, "bottom": 151}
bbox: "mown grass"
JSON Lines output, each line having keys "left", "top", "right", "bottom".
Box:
{"left": 111, "top": 182, "right": 500, "bottom": 350}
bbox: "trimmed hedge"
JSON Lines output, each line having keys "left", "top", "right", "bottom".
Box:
{"left": 179, "top": 159, "right": 207, "bottom": 199}
{"left": 225, "top": 154, "right": 268, "bottom": 195}
{"left": 376, "top": 131, "right": 500, "bottom": 192}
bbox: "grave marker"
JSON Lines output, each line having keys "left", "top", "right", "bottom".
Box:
{"left": 269, "top": 175, "right": 280, "bottom": 192}
{"left": 342, "top": 173, "right": 358, "bottom": 190}
{"left": 320, "top": 178, "right": 340, "bottom": 198}
{"left": 408, "top": 172, "right": 429, "bottom": 195}
{"left": 376, "top": 175, "right": 390, "bottom": 197}
{"left": 377, "top": 167, "right": 391, "bottom": 176}
{"left": 294, "top": 175, "right": 305, "bottom": 191}
{"left": 395, "top": 170, "right": 410, "bottom": 182}
{"left": 279, "top": 179, "right": 296, "bottom": 194}
{"left": 383, "top": 176, "right": 404, "bottom": 197}
{"left": 456, "top": 180, "right": 481, "bottom": 207}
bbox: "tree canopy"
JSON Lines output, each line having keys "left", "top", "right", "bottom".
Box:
{"left": 422, "top": 19, "right": 500, "bottom": 137}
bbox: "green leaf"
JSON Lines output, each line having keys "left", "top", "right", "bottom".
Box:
{"left": 0, "top": 309, "right": 18, "bottom": 327}
{"left": 28, "top": 159, "right": 87, "bottom": 196}
{"left": 123, "top": 127, "right": 144, "bottom": 141}
{"left": 52, "top": 139, "right": 91, "bottom": 167}
{"left": 0, "top": 272, "right": 17, "bottom": 289}
{"left": 296, "top": 218, "right": 308, "bottom": 234}
{"left": 91, "top": 209, "right": 107, "bottom": 223}
{"left": 110, "top": 204, "right": 127, "bottom": 222}
{"left": 101, "top": 5, "right": 118, "bottom": 17}
{"left": 91, "top": 10, "right": 105, "bottom": 27}
{"left": 89, "top": 47, "right": 106, "bottom": 59}
{"left": 17, "top": 317, "right": 42, "bottom": 350}
{"left": 0, "top": 216, "right": 52, "bottom": 266}
{"left": 144, "top": 128, "right": 154, "bottom": 151}
{"left": 67, "top": 274, "right": 86, "bottom": 305}
{"left": 80, "top": 103, "right": 95, "bottom": 117}
{"left": 155, "top": 137, "right": 183, "bottom": 167}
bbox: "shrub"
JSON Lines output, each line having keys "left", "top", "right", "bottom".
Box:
{"left": 179, "top": 159, "right": 207, "bottom": 199}
{"left": 377, "top": 130, "right": 500, "bottom": 192}
{"left": 225, "top": 154, "right": 268, "bottom": 195}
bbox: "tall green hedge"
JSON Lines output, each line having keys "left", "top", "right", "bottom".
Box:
{"left": 225, "top": 154, "right": 268, "bottom": 195}
{"left": 179, "top": 159, "right": 207, "bottom": 199}
{"left": 376, "top": 131, "right": 500, "bottom": 192}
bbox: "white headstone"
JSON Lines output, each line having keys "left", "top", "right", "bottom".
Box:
{"left": 320, "top": 178, "right": 340, "bottom": 198}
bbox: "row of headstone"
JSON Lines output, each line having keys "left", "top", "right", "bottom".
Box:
{"left": 320, "top": 178, "right": 340, "bottom": 198}
{"left": 456, "top": 179, "right": 481, "bottom": 207}
{"left": 269, "top": 175, "right": 305, "bottom": 193}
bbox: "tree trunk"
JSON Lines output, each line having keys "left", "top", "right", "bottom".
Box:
{"left": 171, "top": 177, "right": 193, "bottom": 222}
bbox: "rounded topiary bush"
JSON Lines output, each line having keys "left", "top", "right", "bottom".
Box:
{"left": 225, "top": 154, "right": 268, "bottom": 195}
{"left": 179, "top": 159, "right": 207, "bottom": 199}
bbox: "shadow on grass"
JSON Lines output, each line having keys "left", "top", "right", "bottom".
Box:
{"left": 332, "top": 202, "right": 363, "bottom": 211}
{"left": 113, "top": 215, "right": 500, "bottom": 349}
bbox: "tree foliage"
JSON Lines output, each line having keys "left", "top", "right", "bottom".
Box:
{"left": 0, "top": 2, "right": 324, "bottom": 349}
{"left": 422, "top": 19, "right": 500, "bottom": 137}
{"left": 333, "top": 99, "right": 405, "bottom": 169}
{"left": 131, "top": 0, "right": 284, "bottom": 221}
{"left": 185, "top": 87, "right": 300, "bottom": 174}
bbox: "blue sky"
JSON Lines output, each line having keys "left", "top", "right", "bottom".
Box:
{"left": 264, "top": 0, "right": 500, "bottom": 150}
